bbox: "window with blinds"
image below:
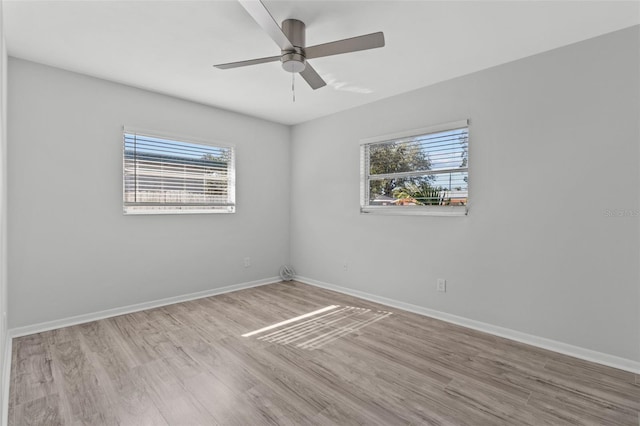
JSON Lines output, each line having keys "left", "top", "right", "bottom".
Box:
{"left": 123, "top": 129, "right": 235, "bottom": 214}
{"left": 360, "top": 120, "right": 469, "bottom": 216}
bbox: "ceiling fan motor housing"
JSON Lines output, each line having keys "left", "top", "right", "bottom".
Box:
{"left": 281, "top": 19, "right": 306, "bottom": 73}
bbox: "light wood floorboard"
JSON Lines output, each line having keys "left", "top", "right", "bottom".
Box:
{"left": 8, "top": 281, "right": 640, "bottom": 425}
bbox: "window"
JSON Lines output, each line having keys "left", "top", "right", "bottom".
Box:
{"left": 360, "top": 120, "right": 468, "bottom": 216}
{"left": 123, "top": 129, "right": 235, "bottom": 214}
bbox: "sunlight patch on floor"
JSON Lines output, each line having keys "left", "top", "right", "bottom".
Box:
{"left": 242, "top": 305, "right": 392, "bottom": 350}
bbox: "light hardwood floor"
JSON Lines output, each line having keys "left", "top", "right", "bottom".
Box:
{"left": 9, "top": 281, "right": 640, "bottom": 425}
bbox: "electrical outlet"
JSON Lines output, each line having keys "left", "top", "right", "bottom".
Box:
{"left": 437, "top": 278, "right": 446, "bottom": 293}
{"left": 243, "top": 257, "right": 251, "bottom": 268}
{"left": 343, "top": 262, "right": 349, "bottom": 272}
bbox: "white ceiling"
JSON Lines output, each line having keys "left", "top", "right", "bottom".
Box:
{"left": 4, "top": 0, "right": 639, "bottom": 125}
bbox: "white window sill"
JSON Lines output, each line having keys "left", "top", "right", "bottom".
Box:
{"left": 360, "top": 205, "right": 468, "bottom": 216}
{"left": 124, "top": 207, "right": 235, "bottom": 215}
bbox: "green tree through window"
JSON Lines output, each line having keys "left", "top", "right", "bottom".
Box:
{"left": 368, "top": 140, "right": 433, "bottom": 198}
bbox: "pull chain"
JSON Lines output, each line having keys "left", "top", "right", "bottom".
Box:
{"left": 292, "top": 73, "right": 296, "bottom": 102}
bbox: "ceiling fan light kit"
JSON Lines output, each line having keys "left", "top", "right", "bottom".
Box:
{"left": 214, "top": 0, "right": 385, "bottom": 90}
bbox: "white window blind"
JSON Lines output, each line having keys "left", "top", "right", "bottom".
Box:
{"left": 360, "top": 120, "right": 469, "bottom": 216}
{"left": 123, "top": 130, "right": 235, "bottom": 214}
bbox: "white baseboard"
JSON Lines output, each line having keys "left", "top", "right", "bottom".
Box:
{"left": 2, "top": 334, "right": 11, "bottom": 426}
{"left": 296, "top": 276, "right": 640, "bottom": 374}
{"left": 9, "top": 277, "right": 281, "bottom": 338}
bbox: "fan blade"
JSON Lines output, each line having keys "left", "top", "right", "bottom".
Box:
{"left": 305, "top": 32, "right": 385, "bottom": 59}
{"left": 299, "top": 63, "right": 326, "bottom": 90}
{"left": 214, "top": 55, "right": 280, "bottom": 70}
{"left": 238, "top": 0, "right": 293, "bottom": 51}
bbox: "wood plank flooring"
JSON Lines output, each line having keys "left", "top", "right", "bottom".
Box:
{"left": 8, "top": 281, "right": 640, "bottom": 425}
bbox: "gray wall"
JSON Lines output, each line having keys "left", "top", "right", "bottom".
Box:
{"left": 0, "top": 1, "right": 8, "bottom": 418}
{"left": 8, "top": 58, "right": 291, "bottom": 327}
{"left": 290, "top": 27, "right": 640, "bottom": 361}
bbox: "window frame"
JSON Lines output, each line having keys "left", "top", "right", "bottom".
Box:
{"left": 122, "top": 127, "right": 236, "bottom": 215}
{"left": 359, "top": 119, "right": 469, "bottom": 217}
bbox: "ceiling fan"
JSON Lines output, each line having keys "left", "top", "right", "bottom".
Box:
{"left": 214, "top": 0, "right": 385, "bottom": 90}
